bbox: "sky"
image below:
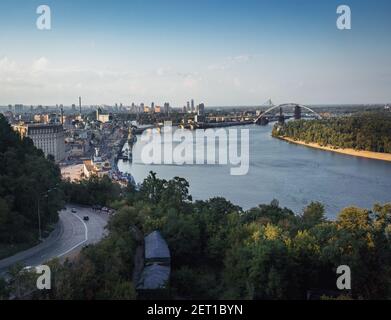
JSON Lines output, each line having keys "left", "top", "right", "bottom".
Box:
{"left": 0, "top": 0, "right": 390, "bottom": 107}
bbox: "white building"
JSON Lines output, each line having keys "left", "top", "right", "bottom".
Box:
{"left": 83, "top": 148, "right": 111, "bottom": 178}
{"left": 13, "top": 123, "right": 66, "bottom": 163}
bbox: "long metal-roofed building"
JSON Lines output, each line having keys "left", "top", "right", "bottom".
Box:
{"left": 136, "top": 264, "right": 170, "bottom": 291}
{"left": 144, "top": 231, "right": 171, "bottom": 265}
{"left": 136, "top": 231, "right": 171, "bottom": 298}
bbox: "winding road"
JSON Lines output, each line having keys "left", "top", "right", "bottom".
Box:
{"left": 0, "top": 205, "right": 109, "bottom": 277}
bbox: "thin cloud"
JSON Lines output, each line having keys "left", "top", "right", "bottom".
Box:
{"left": 207, "top": 54, "right": 260, "bottom": 71}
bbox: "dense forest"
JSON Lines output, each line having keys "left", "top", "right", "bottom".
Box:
{"left": 272, "top": 112, "right": 391, "bottom": 153}
{"left": 5, "top": 172, "right": 387, "bottom": 300}
{"left": 0, "top": 115, "right": 64, "bottom": 258}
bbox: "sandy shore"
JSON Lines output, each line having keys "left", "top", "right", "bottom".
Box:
{"left": 278, "top": 137, "right": 391, "bottom": 162}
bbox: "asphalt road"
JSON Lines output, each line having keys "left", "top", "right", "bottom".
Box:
{"left": 0, "top": 205, "right": 109, "bottom": 276}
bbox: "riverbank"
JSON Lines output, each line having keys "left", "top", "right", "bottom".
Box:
{"left": 278, "top": 136, "right": 391, "bottom": 162}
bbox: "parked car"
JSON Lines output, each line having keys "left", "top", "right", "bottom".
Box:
{"left": 71, "top": 208, "right": 77, "bottom": 213}
{"left": 83, "top": 216, "right": 90, "bottom": 222}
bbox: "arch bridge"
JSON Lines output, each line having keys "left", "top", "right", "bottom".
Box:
{"left": 254, "top": 103, "right": 323, "bottom": 124}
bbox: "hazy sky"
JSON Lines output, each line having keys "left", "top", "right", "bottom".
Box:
{"left": 0, "top": 0, "right": 390, "bottom": 106}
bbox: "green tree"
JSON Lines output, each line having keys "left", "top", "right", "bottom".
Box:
{"left": 300, "top": 202, "right": 326, "bottom": 229}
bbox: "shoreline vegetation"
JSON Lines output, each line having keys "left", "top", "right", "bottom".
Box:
{"left": 278, "top": 136, "right": 391, "bottom": 162}
{"left": 272, "top": 111, "right": 391, "bottom": 162}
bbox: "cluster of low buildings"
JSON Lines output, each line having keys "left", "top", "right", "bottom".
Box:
{"left": 2, "top": 103, "right": 135, "bottom": 186}
{"left": 9, "top": 111, "right": 88, "bottom": 164}
{"left": 83, "top": 148, "right": 112, "bottom": 179}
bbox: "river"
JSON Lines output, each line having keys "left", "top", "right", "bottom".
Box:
{"left": 118, "top": 124, "right": 391, "bottom": 218}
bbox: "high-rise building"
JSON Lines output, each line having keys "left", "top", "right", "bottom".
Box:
{"left": 13, "top": 123, "right": 66, "bottom": 163}
{"left": 195, "top": 103, "right": 206, "bottom": 123}
{"left": 197, "top": 103, "right": 205, "bottom": 116}
{"left": 164, "top": 102, "right": 170, "bottom": 114}
{"left": 14, "top": 104, "right": 24, "bottom": 114}
{"left": 191, "top": 99, "right": 195, "bottom": 112}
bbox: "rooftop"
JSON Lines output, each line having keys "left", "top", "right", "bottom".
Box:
{"left": 145, "top": 231, "right": 170, "bottom": 261}
{"left": 136, "top": 264, "right": 170, "bottom": 290}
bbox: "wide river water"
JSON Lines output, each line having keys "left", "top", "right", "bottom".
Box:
{"left": 118, "top": 124, "right": 391, "bottom": 218}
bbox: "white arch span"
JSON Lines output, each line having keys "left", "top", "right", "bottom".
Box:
{"left": 254, "top": 103, "right": 323, "bottom": 123}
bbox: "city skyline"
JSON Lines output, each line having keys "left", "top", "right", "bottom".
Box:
{"left": 1, "top": 0, "right": 391, "bottom": 106}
